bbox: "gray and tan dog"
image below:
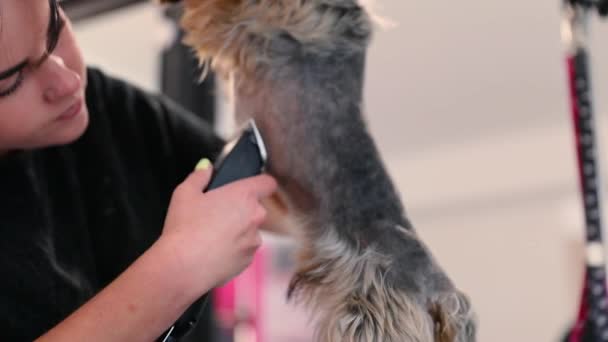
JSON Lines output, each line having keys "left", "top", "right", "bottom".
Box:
{"left": 159, "top": 0, "right": 477, "bottom": 340}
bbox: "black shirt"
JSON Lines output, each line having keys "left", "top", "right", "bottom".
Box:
{"left": 0, "top": 67, "right": 224, "bottom": 341}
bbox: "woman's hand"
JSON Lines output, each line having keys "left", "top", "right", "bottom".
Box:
{"left": 160, "top": 159, "right": 277, "bottom": 297}
{"left": 36, "top": 160, "right": 277, "bottom": 342}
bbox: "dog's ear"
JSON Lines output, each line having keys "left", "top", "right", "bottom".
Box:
{"left": 158, "top": 0, "right": 181, "bottom": 3}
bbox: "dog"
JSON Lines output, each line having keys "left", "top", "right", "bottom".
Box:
{"left": 158, "top": 1, "right": 477, "bottom": 340}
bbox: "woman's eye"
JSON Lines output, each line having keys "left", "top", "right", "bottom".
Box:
{"left": 0, "top": 70, "right": 25, "bottom": 97}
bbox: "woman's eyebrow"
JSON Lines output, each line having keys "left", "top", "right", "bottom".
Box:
{"left": 0, "top": 1, "right": 65, "bottom": 79}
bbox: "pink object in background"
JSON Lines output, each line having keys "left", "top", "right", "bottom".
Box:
{"left": 213, "top": 246, "right": 267, "bottom": 342}
{"left": 213, "top": 277, "right": 236, "bottom": 330}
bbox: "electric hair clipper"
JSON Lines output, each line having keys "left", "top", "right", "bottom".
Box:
{"left": 159, "top": 119, "right": 268, "bottom": 342}
{"left": 205, "top": 119, "right": 268, "bottom": 191}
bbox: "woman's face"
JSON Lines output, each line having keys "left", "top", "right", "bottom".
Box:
{"left": 0, "top": 0, "right": 88, "bottom": 155}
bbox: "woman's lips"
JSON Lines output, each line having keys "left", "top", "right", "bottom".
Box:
{"left": 57, "top": 97, "right": 83, "bottom": 121}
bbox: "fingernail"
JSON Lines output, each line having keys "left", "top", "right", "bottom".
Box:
{"left": 195, "top": 158, "right": 211, "bottom": 171}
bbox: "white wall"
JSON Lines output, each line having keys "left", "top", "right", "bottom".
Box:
{"left": 363, "top": 2, "right": 607, "bottom": 341}
{"left": 72, "top": 2, "right": 608, "bottom": 341}
{"left": 73, "top": 4, "right": 171, "bottom": 93}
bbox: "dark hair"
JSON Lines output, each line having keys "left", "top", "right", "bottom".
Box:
{"left": 47, "top": 0, "right": 65, "bottom": 54}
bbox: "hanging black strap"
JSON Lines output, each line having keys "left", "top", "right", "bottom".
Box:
{"left": 157, "top": 295, "right": 210, "bottom": 342}
{"left": 598, "top": 0, "right": 608, "bottom": 15}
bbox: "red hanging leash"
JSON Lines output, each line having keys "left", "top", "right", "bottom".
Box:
{"left": 563, "top": 1, "right": 608, "bottom": 340}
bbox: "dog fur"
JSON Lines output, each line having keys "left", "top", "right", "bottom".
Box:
{"left": 159, "top": 0, "right": 477, "bottom": 340}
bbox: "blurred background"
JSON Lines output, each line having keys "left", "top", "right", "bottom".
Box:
{"left": 64, "top": 0, "right": 608, "bottom": 341}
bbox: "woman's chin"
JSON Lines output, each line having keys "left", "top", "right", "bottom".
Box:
{"left": 49, "top": 106, "right": 90, "bottom": 147}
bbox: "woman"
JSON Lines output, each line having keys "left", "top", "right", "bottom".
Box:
{"left": 0, "top": 0, "right": 278, "bottom": 341}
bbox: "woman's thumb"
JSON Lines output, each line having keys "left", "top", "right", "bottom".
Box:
{"left": 185, "top": 158, "right": 213, "bottom": 191}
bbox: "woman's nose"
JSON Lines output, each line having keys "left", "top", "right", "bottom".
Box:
{"left": 42, "top": 55, "right": 81, "bottom": 103}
